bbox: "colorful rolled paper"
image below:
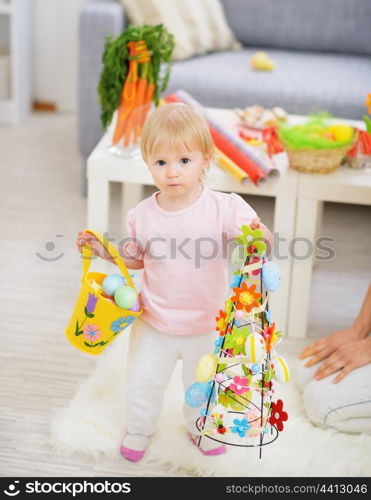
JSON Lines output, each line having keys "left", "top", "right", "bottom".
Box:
{"left": 215, "top": 147, "right": 250, "bottom": 184}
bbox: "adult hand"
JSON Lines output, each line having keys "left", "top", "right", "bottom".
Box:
{"left": 299, "top": 325, "right": 362, "bottom": 367}
{"left": 311, "top": 337, "right": 371, "bottom": 384}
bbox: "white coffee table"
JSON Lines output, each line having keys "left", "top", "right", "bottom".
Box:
{"left": 87, "top": 108, "right": 299, "bottom": 337}
{"left": 288, "top": 164, "right": 371, "bottom": 338}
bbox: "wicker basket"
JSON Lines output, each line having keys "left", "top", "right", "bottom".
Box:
{"left": 286, "top": 145, "right": 351, "bottom": 174}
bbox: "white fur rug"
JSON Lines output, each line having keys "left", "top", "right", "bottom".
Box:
{"left": 47, "top": 329, "right": 371, "bottom": 477}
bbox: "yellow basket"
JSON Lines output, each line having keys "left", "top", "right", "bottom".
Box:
{"left": 65, "top": 229, "right": 142, "bottom": 355}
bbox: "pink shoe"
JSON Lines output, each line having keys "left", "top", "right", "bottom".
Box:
{"left": 119, "top": 433, "right": 148, "bottom": 463}
{"left": 189, "top": 433, "right": 226, "bottom": 456}
{"left": 120, "top": 443, "right": 145, "bottom": 463}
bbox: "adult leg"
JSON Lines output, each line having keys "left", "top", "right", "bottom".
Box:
{"left": 295, "top": 359, "right": 371, "bottom": 433}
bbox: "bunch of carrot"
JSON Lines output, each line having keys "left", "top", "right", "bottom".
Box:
{"left": 347, "top": 129, "right": 371, "bottom": 157}
{"left": 112, "top": 40, "right": 155, "bottom": 147}
{"left": 98, "top": 24, "right": 175, "bottom": 145}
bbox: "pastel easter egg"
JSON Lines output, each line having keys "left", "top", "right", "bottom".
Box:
{"left": 114, "top": 285, "right": 138, "bottom": 309}
{"left": 262, "top": 262, "right": 281, "bottom": 292}
{"left": 129, "top": 299, "right": 141, "bottom": 312}
{"left": 102, "top": 274, "right": 126, "bottom": 296}
{"left": 196, "top": 354, "right": 218, "bottom": 383}
{"left": 251, "top": 363, "right": 260, "bottom": 374}
{"left": 270, "top": 355, "right": 290, "bottom": 383}
{"left": 185, "top": 382, "right": 212, "bottom": 408}
{"left": 327, "top": 124, "right": 354, "bottom": 142}
{"left": 245, "top": 332, "right": 266, "bottom": 363}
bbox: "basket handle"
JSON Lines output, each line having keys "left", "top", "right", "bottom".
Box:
{"left": 81, "top": 229, "right": 135, "bottom": 289}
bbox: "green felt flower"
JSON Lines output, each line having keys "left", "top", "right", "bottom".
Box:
{"left": 224, "top": 326, "right": 249, "bottom": 355}
{"left": 236, "top": 225, "right": 266, "bottom": 256}
{"left": 218, "top": 389, "right": 251, "bottom": 411}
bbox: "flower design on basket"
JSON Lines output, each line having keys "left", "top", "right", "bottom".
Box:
{"left": 229, "top": 376, "right": 250, "bottom": 396}
{"left": 231, "top": 418, "right": 251, "bottom": 437}
{"left": 215, "top": 310, "right": 228, "bottom": 335}
{"left": 269, "top": 399, "right": 288, "bottom": 432}
{"left": 83, "top": 323, "right": 102, "bottom": 342}
{"left": 85, "top": 293, "right": 98, "bottom": 315}
{"left": 236, "top": 225, "right": 266, "bottom": 256}
{"left": 111, "top": 315, "right": 136, "bottom": 334}
{"left": 231, "top": 282, "right": 262, "bottom": 312}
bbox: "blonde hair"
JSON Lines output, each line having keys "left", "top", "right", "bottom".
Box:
{"left": 140, "top": 102, "right": 214, "bottom": 182}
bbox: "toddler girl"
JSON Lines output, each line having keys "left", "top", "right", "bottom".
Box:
{"left": 77, "top": 103, "right": 272, "bottom": 462}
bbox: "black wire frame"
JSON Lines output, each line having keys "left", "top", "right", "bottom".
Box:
{"left": 196, "top": 248, "right": 276, "bottom": 458}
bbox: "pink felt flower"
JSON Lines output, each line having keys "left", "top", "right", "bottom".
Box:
{"left": 229, "top": 376, "right": 250, "bottom": 395}
{"left": 83, "top": 323, "right": 102, "bottom": 342}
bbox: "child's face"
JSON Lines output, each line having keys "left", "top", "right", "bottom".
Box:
{"left": 145, "top": 149, "right": 210, "bottom": 196}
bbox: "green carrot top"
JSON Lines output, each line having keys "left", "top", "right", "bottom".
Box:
{"left": 98, "top": 24, "right": 175, "bottom": 129}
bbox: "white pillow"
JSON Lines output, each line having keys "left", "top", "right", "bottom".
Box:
{"left": 121, "top": 0, "right": 241, "bottom": 60}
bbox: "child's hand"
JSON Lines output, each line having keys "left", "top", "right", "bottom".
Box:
{"left": 250, "top": 217, "right": 273, "bottom": 249}
{"left": 122, "top": 240, "right": 144, "bottom": 260}
{"left": 76, "top": 231, "right": 114, "bottom": 262}
{"left": 250, "top": 217, "right": 261, "bottom": 230}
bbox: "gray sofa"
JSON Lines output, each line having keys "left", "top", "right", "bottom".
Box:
{"left": 78, "top": 0, "right": 371, "bottom": 191}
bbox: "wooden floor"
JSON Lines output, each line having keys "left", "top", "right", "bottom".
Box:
{"left": 0, "top": 113, "right": 370, "bottom": 477}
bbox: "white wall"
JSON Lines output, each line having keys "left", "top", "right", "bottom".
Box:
{"left": 32, "top": 0, "right": 86, "bottom": 112}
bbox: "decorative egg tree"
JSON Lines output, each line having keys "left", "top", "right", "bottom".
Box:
{"left": 185, "top": 225, "right": 289, "bottom": 458}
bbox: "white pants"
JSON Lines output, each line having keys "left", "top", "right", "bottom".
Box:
{"left": 294, "top": 358, "right": 371, "bottom": 433}
{"left": 124, "top": 316, "right": 215, "bottom": 436}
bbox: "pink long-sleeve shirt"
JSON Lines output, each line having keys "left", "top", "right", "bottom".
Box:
{"left": 125, "top": 185, "right": 257, "bottom": 335}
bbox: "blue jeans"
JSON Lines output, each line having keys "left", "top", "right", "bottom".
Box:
{"left": 293, "top": 358, "right": 371, "bottom": 434}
